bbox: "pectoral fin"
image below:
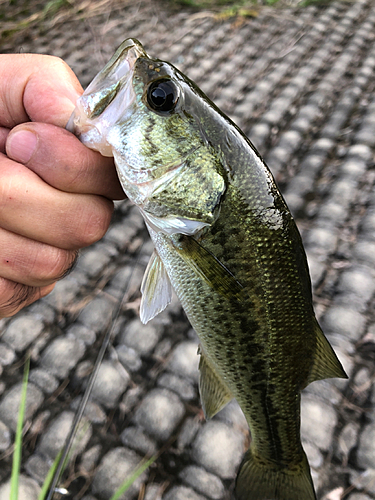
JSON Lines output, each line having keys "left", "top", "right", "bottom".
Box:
{"left": 198, "top": 345, "right": 233, "bottom": 419}
{"left": 140, "top": 250, "right": 172, "bottom": 324}
{"left": 172, "top": 235, "right": 243, "bottom": 300}
{"left": 304, "top": 319, "right": 348, "bottom": 388}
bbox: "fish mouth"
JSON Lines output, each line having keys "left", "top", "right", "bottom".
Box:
{"left": 66, "top": 38, "right": 147, "bottom": 156}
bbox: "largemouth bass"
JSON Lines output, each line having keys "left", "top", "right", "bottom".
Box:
{"left": 68, "top": 39, "right": 347, "bottom": 500}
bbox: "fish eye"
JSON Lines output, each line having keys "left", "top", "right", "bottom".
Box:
{"left": 146, "top": 79, "right": 178, "bottom": 113}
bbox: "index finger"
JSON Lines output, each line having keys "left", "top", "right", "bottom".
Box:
{"left": 0, "top": 54, "right": 82, "bottom": 128}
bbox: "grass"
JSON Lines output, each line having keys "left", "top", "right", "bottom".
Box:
{"left": 164, "top": 0, "right": 337, "bottom": 8}
{"left": 8, "top": 356, "right": 65, "bottom": 500}
{"left": 9, "top": 356, "right": 158, "bottom": 500}
{"left": 37, "top": 451, "right": 64, "bottom": 500}
{"left": 109, "top": 454, "right": 159, "bottom": 500}
{"left": 1, "top": 0, "right": 134, "bottom": 41}
{"left": 1, "top": 0, "right": 339, "bottom": 42}
{"left": 10, "top": 356, "right": 29, "bottom": 500}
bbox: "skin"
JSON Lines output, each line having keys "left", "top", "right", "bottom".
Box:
{"left": 0, "top": 54, "right": 125, "bottom": 318}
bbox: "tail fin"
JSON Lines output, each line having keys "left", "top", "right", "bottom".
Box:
{"left": 235, "top": 448, "right": 316, "bottom": 500}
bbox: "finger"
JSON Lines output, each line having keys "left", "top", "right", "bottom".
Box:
{"left": 0, "top": 153, "right": 114, "bottom": 250}
{"left": 0, "top": 127, "right": 9, "bottom": 153}
{"left": 0, "top": 279, "right": 55, "bottom": 319}
{"left": 6, "top": 123, "right": 124, "bottom": 200}
{"left": 0, "top": 227, "right": 78, "bottom": 287}
{"left": 0, "top": 54, "right": 82, "bottom": 128}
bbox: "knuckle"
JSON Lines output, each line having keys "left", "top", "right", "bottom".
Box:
{"left": 0, "top": 278, "right": 40, "bottom": 318}
{"left": 34, "top": 247, "right": 78, "bottom": 283}
{"left": 77, "top": 199, "right": 113, "bottom": 247}
{"left": 0, "top": 127, "right": 9, "bottom": 154}
{"left": 0, "top": 159, "right": 17, "bottom": 208}
{"left": 45, "top": 55, "right": 74, "bottom": 78}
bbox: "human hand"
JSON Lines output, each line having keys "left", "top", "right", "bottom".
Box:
{"left": 0, "top": 54, "right": 124, "bottom": 318}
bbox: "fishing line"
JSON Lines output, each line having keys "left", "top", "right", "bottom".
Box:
{"left": 46, "top": 242, "right": 144, "bottom": 500}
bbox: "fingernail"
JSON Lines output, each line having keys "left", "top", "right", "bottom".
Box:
{"left": 7, "top": 129, "right": 38, "bottom": 164}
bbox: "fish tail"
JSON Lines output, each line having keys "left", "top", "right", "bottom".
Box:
{"left": 235, "top": 447, "right": 316, "bottom": 500}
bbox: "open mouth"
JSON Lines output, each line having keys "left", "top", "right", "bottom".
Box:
{"left": 66, "top": 38, "right": 147, "bottom": 156}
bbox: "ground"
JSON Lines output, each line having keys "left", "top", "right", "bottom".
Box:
{"left": 0, "top": 1, "right": 375, "bottom": 499}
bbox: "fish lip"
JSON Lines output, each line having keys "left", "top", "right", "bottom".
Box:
{"left": 82, "top": 38, "right": 147, "bottom": 102}
{"left": 66, "top": 38, "right": 147, "bottom": 154}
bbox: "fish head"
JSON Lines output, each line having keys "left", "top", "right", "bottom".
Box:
{"left": 68, "top": 38, "right": 227, "bottom": 236}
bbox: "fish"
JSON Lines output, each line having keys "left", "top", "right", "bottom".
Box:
{"left": 67, "top": 38, "right": 347, "bottom": 500}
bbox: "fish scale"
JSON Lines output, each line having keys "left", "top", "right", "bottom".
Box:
{"left": 68, "top": 38, "right": 347, "bottom": 500}
{"left": 161, "top": 189, "right": 313, "bottom": 455}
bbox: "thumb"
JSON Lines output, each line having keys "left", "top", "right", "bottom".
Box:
{"left": 0, "top": 54, "right": 83, "bottom": 128}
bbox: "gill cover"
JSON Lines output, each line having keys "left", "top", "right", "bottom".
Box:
{"left": 68, "top": 38, "right": 227, "bottom": 238}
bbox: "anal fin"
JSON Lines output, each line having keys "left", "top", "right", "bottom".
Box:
{"left": 198, "top": 345, "right": 233, "bottom": 419}
{"left": 140, "top": 250, "right": 172, "bottom": 324}
{"left": 304, "top": 319, "right": 348, "bottom": 388}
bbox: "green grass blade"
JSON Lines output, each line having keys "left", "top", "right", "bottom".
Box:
{"left": 10, "top": 356, "right": 30, "bottom": 500}
{"left": 43, "top": 420, "right": 90, "bottom": 500}
{"left": 109, "top": 454, "right": 158, "bottom": 500}
{"left": 37, "top": 450, "right": 64, "bottom": 500}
